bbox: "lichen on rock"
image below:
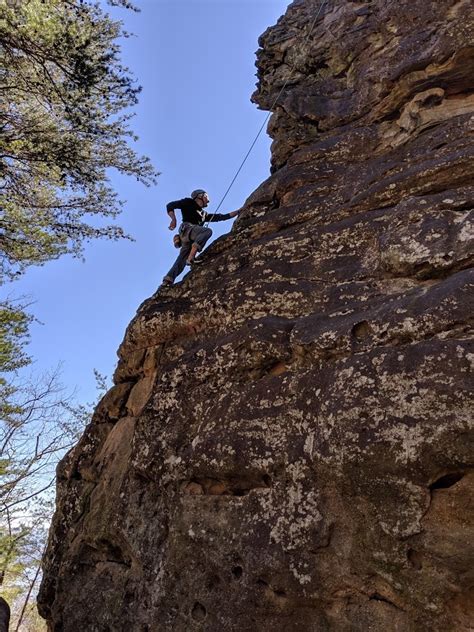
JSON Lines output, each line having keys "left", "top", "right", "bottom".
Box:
{"left": 39, "top": 1, "right": 473, "bottom": 630}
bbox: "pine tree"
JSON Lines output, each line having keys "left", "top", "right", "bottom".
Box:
{"left": 0, "top": 0, "right": 157, "bottom": 281}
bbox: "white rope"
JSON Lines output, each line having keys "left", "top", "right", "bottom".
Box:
{"left": 205, "top": 0, "right": 329, "bottom": 226}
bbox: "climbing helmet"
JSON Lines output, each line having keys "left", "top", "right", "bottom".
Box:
{"left": 191, "top": 189, "right": 210, "bottom": 204}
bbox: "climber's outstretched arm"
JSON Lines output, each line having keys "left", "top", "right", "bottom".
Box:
{"left": 206, "top": 209, "right": 240, "bottom": 222}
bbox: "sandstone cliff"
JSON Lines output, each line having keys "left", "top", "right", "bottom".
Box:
{"left": 39, "top": 1, "right": 474, "bottom": 630}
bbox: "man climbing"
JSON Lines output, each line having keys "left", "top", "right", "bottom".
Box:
{"left": 161, "top": 189, "right": 239, "bottom": 287}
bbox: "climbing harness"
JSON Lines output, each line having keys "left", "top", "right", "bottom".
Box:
{"left": 204, "top": 0, "right": 329, "bottom": 226}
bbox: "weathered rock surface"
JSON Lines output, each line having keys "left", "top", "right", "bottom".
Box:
{"left": 39, "top": 1, "right": 474, "bottom": 630}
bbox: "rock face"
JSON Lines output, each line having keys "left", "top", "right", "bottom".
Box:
{"left": 39, "top": 1, "right": 474, "bottom": 630}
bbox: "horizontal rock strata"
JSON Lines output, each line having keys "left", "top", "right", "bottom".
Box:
{"left": 39, "top": 1, "right": 473, "bottom": 630}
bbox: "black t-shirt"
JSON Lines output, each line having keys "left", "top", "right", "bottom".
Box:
{"left": 166, "top": 197, "right": 232, "bottom": 226}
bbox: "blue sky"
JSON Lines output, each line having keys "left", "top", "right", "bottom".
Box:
{"left": 12, "top": 0, "right": 289, "bottom": 405}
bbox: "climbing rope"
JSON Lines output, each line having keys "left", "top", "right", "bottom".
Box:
{"left": 205, "top": 0, "right": 329, "bottom": 226}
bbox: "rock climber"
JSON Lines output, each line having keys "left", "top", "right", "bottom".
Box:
{"left": 161, "top": 189, "right": 239, "bottom": 287}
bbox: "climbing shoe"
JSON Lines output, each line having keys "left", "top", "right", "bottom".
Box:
{"left": 186, "top": 257, "right": 203, "bottom": 267}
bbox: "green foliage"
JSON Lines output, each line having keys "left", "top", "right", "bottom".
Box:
{"left": 0, "top": 299, "right": 31, "bottom": 371}
{"left": 0, "top": 298, "right": 33, "bottom": 431}
{"left": 0, "top": 0, "right": 158, "bottom": 282}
